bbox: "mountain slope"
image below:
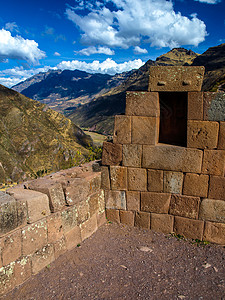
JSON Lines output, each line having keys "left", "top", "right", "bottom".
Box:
{"left": 0, "top": 84, "right": 92, "bottom": 183}
{"left": 13, "top": 69, "right": 133, "bottom": 113}
{"left": 192, "top": 43, "right": 225, "bottom": 91}
{"left": 68, "top": 48, "right": 199, "bottom": 134}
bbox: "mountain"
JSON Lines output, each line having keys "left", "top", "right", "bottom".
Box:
{"left": 0, "top": 84, "right": 92, "bottom": 184}
{"left": 13, "top": 69, "right": 133, "bottom": 113}
{"left": 192, "top": 43, "right": 225, "bottom": 91}
{"left": 68, "top": 48, "right": 199, "bottom": 134}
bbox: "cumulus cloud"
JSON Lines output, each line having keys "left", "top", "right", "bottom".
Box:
{"left": 0, "top": 29, "right": 46, "bottom": 64}
{"left": 57, "top": 58, "right": 144, "bottom": 74}
{"left": 194, "top": 0, "right": 221, "bottom": 3}
{"left": 66, "top": 0, "right": 207, "bottom": 49}
{"left": 134, "top": 46, "right": 148, "bottom": 54}
{"left": 76, "top": 46, "right": 115, "bottom": 56}
{"left": 0, "top": 66, "right": 50, "bottom": 87}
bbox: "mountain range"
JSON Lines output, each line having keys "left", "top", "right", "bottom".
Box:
{"left": 13, "top": 44, "right": 225, "bottom": 135}
{"left": 0, "top": 84, "right": 92, "bottom": 184}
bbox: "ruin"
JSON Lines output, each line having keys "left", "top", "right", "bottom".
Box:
{"left": 0, "top": 66, "right": 225, "bottom": 295}
{"left": 102, "top": 66, "right": 225, "bottom": 244}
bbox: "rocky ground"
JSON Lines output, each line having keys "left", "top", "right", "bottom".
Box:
{"left": 1, "top": 222, "right": 225, "bottom": 300}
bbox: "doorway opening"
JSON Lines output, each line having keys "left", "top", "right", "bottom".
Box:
{"left": 159, "top": 92, "right": 187, "bottom": 147}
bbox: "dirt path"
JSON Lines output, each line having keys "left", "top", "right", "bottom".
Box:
{"left": 1, "top": 223, "right": 225, "bottom": 300}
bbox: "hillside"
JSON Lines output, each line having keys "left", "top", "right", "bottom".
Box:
{"left": 68, "top": 48, "right": 199, "bottom": 134}
{"left": 13, "top": 69, "right": 133, "bottom": 113}
{"left": 0, "top": 84, "right": 92, "bottom": 183}
{"left": 192, "top": 43, "right": 225, "bottom": 91}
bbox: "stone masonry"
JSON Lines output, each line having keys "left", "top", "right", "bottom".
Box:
{"left": 0, "top": 161, "right": 105, "bottom": 295}
{"left": 102, "top": 66, "right": 225, "bottom": 245}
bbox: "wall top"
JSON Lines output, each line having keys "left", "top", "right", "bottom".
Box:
{"left": 148, "top": 66, "right": 205, "bottom": 92}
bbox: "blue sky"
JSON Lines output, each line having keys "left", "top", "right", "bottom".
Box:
{"left": 0, "top": 0, "right": 224, "bottom": 87}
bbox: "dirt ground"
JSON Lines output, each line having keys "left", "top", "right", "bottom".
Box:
{"left": 1, "top": 223, "right": 225, "bottom": 300}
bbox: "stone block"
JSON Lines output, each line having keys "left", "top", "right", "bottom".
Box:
{"left": 113, "top": 115, "right": 131, "bottom": 144}
{"left": 31, "top": 244, "right": 55, "bottom": 275}
{"left": 0, "top": 191, "right": 18, "bottom": 235}
{"left": 147, "top": 169, "right": 163, "bottom": 192}
{"left": 203, "top": 92, "right": 225, "bottom": 121}
{"left": 169, "top": 194, "right": 200, "bottom": 219}
{"left": 183, "top": 173, "right": 209, "bottom": 198}
{"left": 120, "top": 210, "right": 134, "bottom": 226}
{"left": 97, "top": 211, "right": 107, "bottom": 228}
{"left": 187, "top": 120, "right": 219, "bottom": 149}
{"left": 8, "top": 188, "right": 50, "bottom": 224}
{"left": 101, "top": 166, "right": 110, "bottom": 190}
{"left": 127, "top": 168, "right": 147, "bottom": 191}
{"left": 47, "top": 212, "right": 63, "bottom": 244}
{"left": 203, "top": 221, "right": 225, "bottom": 244}
{"left": 27, "top": 179, "right": 66, "bottom": 212}
{"left": 97, "top": 190, "right": 105, "bottom": 214}
{"left": 126, "top": 191, "right": 140, "bottom": 211}
{"left": 81, "top": 214, "right": 98, "bottom": 241}
{"left": 142, "top": 145, "right": 203, "bottom": 173}
{"left": 14, "top": 257, "right": 32, "bottom": 287}
{"left": 105, "top": 190, "right": 126, "bottom": 210}
{"left": 126, "top": 91, "right": 160, "bottom": 117}
{"left": 141, "top": 192, "right": 171, "bottom": 214}
{"left": 106, "top": 209, "right": 120, "bottom": 223}
{"left": 218, "top": 121, "right": 225, "bottom": 150}
{"left": 174, "top": 216, "right": 204, "bottom": 240}
{"left": 0, "top": 263, "right": 15, "bottom": 295}
{"left": 199, "top": 199, "right": 225, "bottom": 223}
{"left": 64, "top": 226, "right": 82, "bottom": 250}
{"left": 202, "top": 150, "right": 225, "bottom": 176}
{"left": 61, "top": 206, "right": 78, "bottom": 233}
{"left": 151, "top": 213, "right": 174, "bottom": 234}
{"left": 131, "top": 116, "right": 159, "bottom": 145}
{"left": 2, "top": 230, "right": 21, "bottom": 266}
{"left": 64, "top": 178, "right": 90, "bottom": 206}
{"left": 53, "top": 237, "right": 67, "bottom": 259}
{"left": 148, "top": 66, "right": 205, "bottom": 92}
{"left": 21, "top": 220, "right": 48, "bottom": 256}
{"left": 208, "top": 176, "right": 225, "bottom": 200}
{"left": 77, "top": 200, "right": 90, "bottom": 225}
{"left": 163, "top": 171, "right": 183, "bottom": 194}
{"left": 188, "top": 92, "right": 203, "bottom": 120}
{"left": 123, "top": 144, "right": 142, "bottom": 167}
{"left": 86, "top": 173, "right": 101, "bottom": 193}
{"left": 110, "top": 166, "right": 127, "bottom": 190}
{"left": 16, "top": 199, "right": 27, "bottom": 228}
{"left": 88, "top": 192, "right": 100, "bottom": 217}
{"left": 102, "top": 142, "right": 122, "bottom": 166}
{"left": 134, "top": 211, "right": 150, "bottom": 229}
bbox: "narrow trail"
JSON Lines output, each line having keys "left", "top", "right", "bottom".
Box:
{"left": 2, "top": 223, "right": 225, "bottom": 300}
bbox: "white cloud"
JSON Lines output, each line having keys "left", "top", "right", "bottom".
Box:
{"left": 0, "top": 66, "right": 50, "bottom": 87}
{"left": 54, "top": 52, "right": 61, "bottom": 56}
{"left": 57, "top": 58, "right": 144, "bottom": 74}
{"left": 66, "top": 0, "right": 207, "bottom": 49}
{"left": 5, "top": 22, "right": 20, "bottom": 33}
{"left": 76, "top": 46, "right": 115, "bottom": 56}
{"left": 0, "top": 29, "right": 46, "bottom": 64}
{"left": 134, "top": 46, "right": 148, "bottom": 54}
{"left": 194, "top": 0, "right": 221, "bottom": 3}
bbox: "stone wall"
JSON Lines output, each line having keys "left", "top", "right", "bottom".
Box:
{"left": 102, "top": 66, "right": 225, "bottom": 246}
{"left": 0, "top": 161, "right": 105, "bottom": 295}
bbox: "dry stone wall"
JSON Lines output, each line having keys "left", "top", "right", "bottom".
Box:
{"left": 0, "top": 161, "right": 105, "bottom": 295}
{"left": 102, "top": 66, "right": 225, "bottom": 246}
